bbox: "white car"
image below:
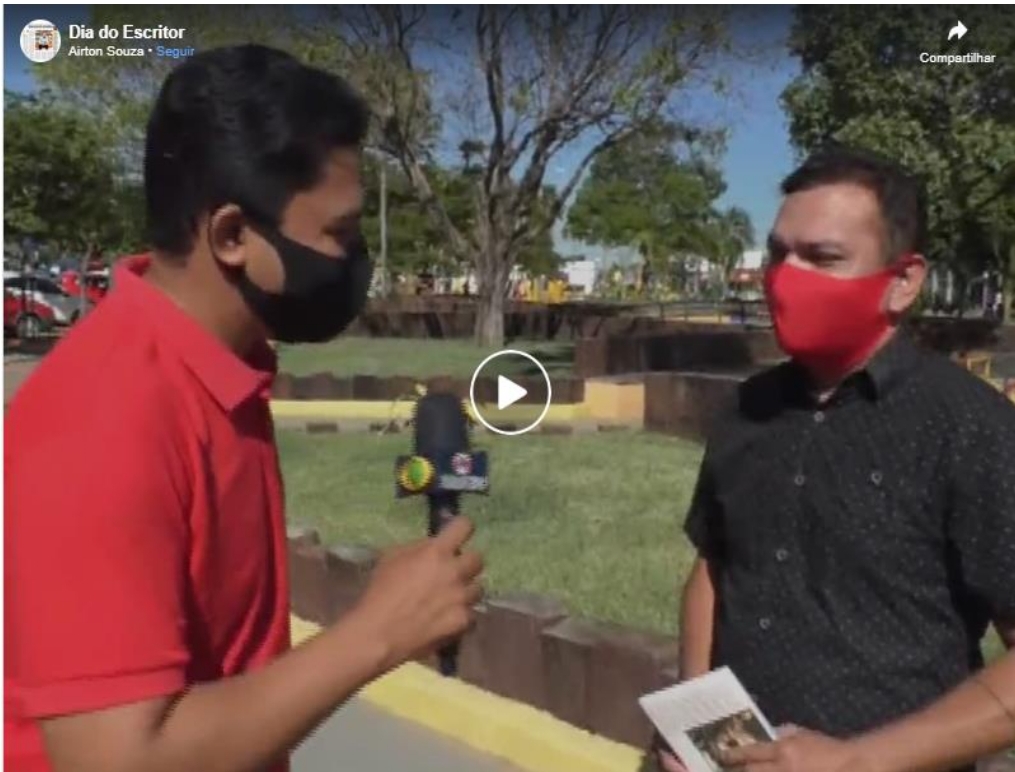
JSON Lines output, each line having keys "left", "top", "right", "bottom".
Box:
{"left": 3, "top": 271, "right": 92, "bottom": 333}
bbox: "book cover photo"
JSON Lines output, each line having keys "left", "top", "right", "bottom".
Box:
{"left": 639, "top": 667, "right": 778, "bottom": 772}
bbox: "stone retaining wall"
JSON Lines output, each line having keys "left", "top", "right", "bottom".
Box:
{"left": 643, "top": 372, "right": 744, "bottom": 441}
{"left": 287, "top": 526, "right": 678, "bottom": 750}
{"left": 575, "top": 330, "right": 779, "bottom": 379}
{"left": 347, "top": 300, "right": 650, "bottom": 341}
{"left": 288, "top": 526, "right": 1015, "bottom": 770}
{"left": 575, "top": 319, "right": 1015, "bottom": 380}
{"left": 911, "top": 316, "right": 1015, "bottom": 353}
{"left": 277, "top": 420, "right": 637, "bottom": 436}
{"left": 272, "top": 373, "right": 585, "bottom": 404}
{"left": 640, "top": 368, "right": 1015, "bottom": 443}
{"left": 349, "top": 298, "right": 1015, "bottom": 352}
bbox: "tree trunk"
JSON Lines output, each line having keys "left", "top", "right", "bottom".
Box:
{"left": 79, "top": 250, "right": 90, "bottom": 319}
{"left": 378, "top": 163, "right": 389, "bottom": 298}
{"left": 475, "top": 289, "right": 506, "bottom": 347}
{"left": 474, "top": 252, "right": 508, "bottom": 347}
{"left": 1003, "top": 246, "right": 1015, "bottom": 324}
{"left": 955, "top": 272, "right": 968, "bottom": 318}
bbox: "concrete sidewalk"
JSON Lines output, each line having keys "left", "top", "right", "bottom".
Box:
{"left": 3, "top": 357, "right": 39, "bottom": 406}
{"left": 293, "top": 699, "right": 521, "bottom": 772}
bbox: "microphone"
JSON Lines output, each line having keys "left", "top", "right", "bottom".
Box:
{"left": 394, "top": 392, "right": 490, "bottom": 676}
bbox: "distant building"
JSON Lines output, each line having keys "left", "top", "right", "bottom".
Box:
{"left": 740, "top": 249, "right": 765, "bottom": 270}
{"left": 729, "top": 249, "right": 766, "bottom": 299}
{"left": 563, "top": 259, "right": 597, "bottom": 296}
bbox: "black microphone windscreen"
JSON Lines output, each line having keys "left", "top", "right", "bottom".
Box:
{"left": 414, "top": 393, "right": 469, "bottom": 457}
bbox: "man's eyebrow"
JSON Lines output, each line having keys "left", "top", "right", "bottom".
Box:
{"left": 766, "top": 235, "right": 847, "bottom": 258}
{"left": 799, "top": 240, "right": 846, "bottom": 254}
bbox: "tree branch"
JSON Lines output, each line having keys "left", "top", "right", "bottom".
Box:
{"left": 968, "top": 161, "right": 1015, "bottom": 213}
{"left": 501, "top": 7, "right": 642, "bottom": 176}
{"left": 509, "top": 125, "right": 633, "bottom": 249}
{"left": 476, "top": 5, "right": 510, "bottom": 231}
{"left": 355, "top": 6, "right": 473, "bottom": 259}
{"left": 477, "top": 7, "right": 506, "bottom": 167}
{"left": 391, "top": 138, "right": 472, "bottom": 259}
{"left": 499, "top": 9, "right": 712, "bottom": 253}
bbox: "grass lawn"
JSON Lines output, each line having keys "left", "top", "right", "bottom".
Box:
{"left": 279, "top": 430, "right": 701, "bottom": 634}
{"left": 279, "top": 430, "right": 1009, "bottom": 662}
{"left": 275, "top": 337, "right": 575, "bottom": 378}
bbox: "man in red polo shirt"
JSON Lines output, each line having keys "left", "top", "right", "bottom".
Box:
{"left": 5, "top": 45, "right": 484, "bottom": 772}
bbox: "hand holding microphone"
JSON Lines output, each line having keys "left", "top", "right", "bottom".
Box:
{"left": 393, "top": 392, "right": 491, "bottom": 675}
{"left": 345, "top": 392, "right": 489, "bottom": 677}
{"left": 351, "top": 517, "right": 484, "bottom": 673}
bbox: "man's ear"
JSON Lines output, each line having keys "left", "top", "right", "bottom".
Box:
{"left": 887, "top": 254, "right": 928, "bottom": 316}
{"left": 207, "top": 204, "right": 248, "bottom": 269}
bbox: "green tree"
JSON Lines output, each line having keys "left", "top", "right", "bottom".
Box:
{"left": 39, "top": 7, "right": 732, "bottom": 342}
{"left": 782, "top": 6, "right": 1015, "bottom": 320}
{"left": 37, "top": 6, "right": 445, "bottom": 282}
{"left": 566, "top": 121, "right": 728, "bottom": 297}
{"left": 361, "top": 156, "right": 449, "bottom": 282}
{"left": 36, "top": 7, "right": 312, "bottom": 164}
{"left": 346, "top": 6, "right": 732, "bottom": 342}
{"left": 104, "top": 181, "right": 148, "bottom": 257}
{"left": 4, "top": 91, "right": 140, "bottom": 256}
{"left": 362, "top": 156, "right": 560, "bottom": 284}
{"left": 702, "top": 206, "right": 755, "bottom": 293}
{"left": 515, "top": 187, "right": 563, "bottom": 279}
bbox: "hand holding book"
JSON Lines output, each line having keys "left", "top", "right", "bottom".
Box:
{"left": 640, "top": 667, "right": 777, "bottom": 772}
{"left": 715, "top": 726, "right": 869, "bottom": 772}
{"left": 641, "top": 672, "right": 871, "bottom": 772}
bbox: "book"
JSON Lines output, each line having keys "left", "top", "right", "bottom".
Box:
{"left": 639, "top": 667, "right": 777, "bottom": 772}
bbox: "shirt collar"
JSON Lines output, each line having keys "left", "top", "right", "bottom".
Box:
{"left": 781, "top": 328, "right": 920, "bottom": 406}
{"left": 114, "top": 255, "right": 277, "bottom": 412}
{"left": 863, "top": 329, "right": 921, "bottom": 398}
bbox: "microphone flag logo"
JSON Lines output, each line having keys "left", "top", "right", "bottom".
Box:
{"left": 398, "top": 456, "right": 435, "bottom": 493}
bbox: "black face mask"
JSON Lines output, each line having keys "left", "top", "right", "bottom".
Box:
{"left": 234, "top": 224, "right": 373, "bottom": 344}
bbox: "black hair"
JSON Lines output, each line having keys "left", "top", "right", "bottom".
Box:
{"left": 144, "top": 44, "right": 369, "bottom": 256}
{"left": 781, "top": 146, "right": 927, "bottom": 260}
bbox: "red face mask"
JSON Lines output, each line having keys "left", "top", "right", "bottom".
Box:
{"left": 764, "top": 260, "right": 909, "bottom": 381}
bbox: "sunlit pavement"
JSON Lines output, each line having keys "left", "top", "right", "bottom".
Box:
{"left": 3, "top": 356, "right": 39, "bottom": 405}
{"left": 293, "top": 699, "right": 521, "bottom": 772}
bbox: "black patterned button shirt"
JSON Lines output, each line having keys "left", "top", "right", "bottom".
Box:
{"left": 685, "top": 331, "right": 1015, "bottom": 738}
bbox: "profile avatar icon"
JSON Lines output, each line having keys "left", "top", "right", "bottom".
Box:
{"left": 20, "top": 20, "right": 61, "bottom": 64}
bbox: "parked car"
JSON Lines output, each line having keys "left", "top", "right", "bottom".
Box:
{"left": 59, "top": 269, "right": 110, "bottom": 305}
{"left": 3, "top": 272, "right": 92, "bottom": 338}
{"left": 3, "top": 288, "right": 57, "bottom": 338}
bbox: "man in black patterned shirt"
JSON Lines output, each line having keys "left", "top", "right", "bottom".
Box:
{"left": 659, "top": 147, "right": 1015, "bottom": 772}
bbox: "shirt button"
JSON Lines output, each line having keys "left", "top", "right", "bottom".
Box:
{"left": 775, "top": 548, "right": 790, "bottom": 562}
{"left": 759, "top": 617, "right": 773, "bottom": 631}
{"left": 813, "top": 411, "right": 825, "bottom": 424}
{"left": 793, "top": 473, "right": 806, "bottom": 487}
{"left": 870, "top": 470, "right": 883, "bottom": 486}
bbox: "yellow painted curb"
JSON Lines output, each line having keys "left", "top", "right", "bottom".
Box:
{"left": 271, "top": 400, "right": 584, "bottom": 422}
{"left": 290, "top": 615, "right": 643, "bottom": 772}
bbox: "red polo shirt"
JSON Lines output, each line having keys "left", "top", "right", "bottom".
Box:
{"left": 5, "top": 257, "right": 291, "bottom": 772}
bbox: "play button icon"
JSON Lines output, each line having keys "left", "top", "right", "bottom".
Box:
{"left": 497, "top": 375, "right": 527, "bottom": 410}
{"left": 470, "top": 349, "right": 553, "bottom": 436}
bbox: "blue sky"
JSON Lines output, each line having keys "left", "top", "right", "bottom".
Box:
{"left": 4, "top": 6, "right": 800, "bottom": 259}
